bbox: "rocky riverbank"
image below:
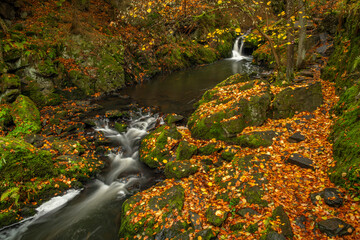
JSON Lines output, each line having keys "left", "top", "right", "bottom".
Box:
{"left": 121, "top": 70, "right": 359, "bottom": 239}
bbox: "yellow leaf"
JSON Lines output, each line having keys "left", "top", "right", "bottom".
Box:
{"left": 147, "top": 8, "right": 151, "bottom": 13}
{"left": 218, "top": 0, "right": 222, "bottom": 4}
{"left": 163, "top": 159, "right": 168, "bottom": 164}
{"left": 267, "top": 1, "right": 271, "bottom": 6}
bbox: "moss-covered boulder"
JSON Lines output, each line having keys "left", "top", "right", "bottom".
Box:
{"left": 139, "top": 125, "right": 182, "bottom": 168}
{"left": 119, "top": 185, "right": 185, "bottom": 238}
{"left": 164, "top": 160, "right": 199, "bottom": 179}
{"left": 176, "top": 141, "right": 197, "bottom": 160}
{"left": 272, "top": 205, "right": 294, "bottom": 239}
{"left": 0, "top": 137, "right": 55, "bottom": 181}
{"left": 165, "top": 113, "right": 184, "bottom": 125}
{"left": 233, "top": 131, "right": 277, "bottom": 148}
{"left": 9, "top": 95, "right": 41, "bottom": 136}
{"left": 272, "top": 82, "right": 323, "bottom": 119}
{"left": 205, "top": 206, "right": 228, "bottom": 227}
{"left": 188, "top": 79, "right": 271, "bottom": 142}
{"left": 220, "top": 146, "right": 238, "bottom": 161}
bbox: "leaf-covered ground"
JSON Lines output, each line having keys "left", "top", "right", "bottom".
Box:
{"left": 125, "top": 69, "right": 360, "bottom": 239}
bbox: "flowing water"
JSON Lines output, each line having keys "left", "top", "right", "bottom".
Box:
{"left": 0, "top": 38, "right": 256, "bottom": 240}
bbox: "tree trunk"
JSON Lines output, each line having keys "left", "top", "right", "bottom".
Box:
{"left": 286, "top": 0, "right": 294, "bottom": 82}
{"left": 296, "top": 0, "right": 306, "bottom": 69}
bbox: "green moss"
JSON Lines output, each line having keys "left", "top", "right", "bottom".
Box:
{"left": 0, "top": 74, "right": 20, "bottom": 93}
{"left": 230, "top": 222, "right": 245, "bottom": 231}
{"left": 114, "top": 122, "right": 127, "bottom": 133}
{"left": 243, "top": 186, "right": 268, "bottom": 207}
{"left": 9, "top": 95, "right": 41, "bottom": 137}
{"left": 0, "top": 104, "right": 13, "bottom": 128}
{"left": 0, "top": 210, "right": 18, "bottom": 228}
{"left": 234, "top": 132, "right": 273, "bottom": 148}
{"left": 330, "top": 84, "right": 360, "bottom": 194}
{"left": 246, "top": 223, "right": 259, "bottom": 234}
{"left": 148, "top": 185, "right": 185, "bottom": 212}
{"left": 176, "top": 141, "right": 197, "bottom": 160}
{"left": 216, "top": 74, "right": 251, "bottom": 87}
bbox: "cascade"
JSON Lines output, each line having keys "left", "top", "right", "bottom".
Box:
{"left": 0, "top": 112, "right": 160, "bottom": 240}
{"left": 230, "top": 35, "right": 252, "bottom": 61}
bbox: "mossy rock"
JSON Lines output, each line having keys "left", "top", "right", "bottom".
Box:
{"left": 0, "top": 104, "right": 13, "bottom": 129}
{"left": 272, "top": 205, "right": 294, "bottom": 239}
{"left": 205, "top": 206, "right": 228, "bottom": 227}
{"left": 114, "top": 122, "right": 127, "bottom": 133}
{"left": 243, "top": 186, "right": 268, "bottom": 207}
{"left": 220, "top": 146, "right": 237, "bottom": 161}
{"left": 9, "top": 95, "right": 41, "bottom": 136}
{"left": 0, "top": 210, "right": 18, "bottom": 229}
{"left": 194, "top": 228, "right": 218, "bottom": 240}
{"left": 0, "top": 137, "right": 56, "bottom": 181}
{"left": 188, "top": 80, "right": 271, "bottom": 142}
{"left": 198, "top": 143, "right": 221, "bottom": 155}
{"left": 216, "top": 74, "right": 251, "bottom": 87}
{"left": 272, "top": 82, "right": 323, "bottom": 119}
{"left": 148, "top": 185, "right": 185, "bottom": 212}
{"left": 233, "top": 131, "right": 277, "bottom": 148}
{"left": 139, "top": 125, "right": 182, "bottom": 168}
{"left": 164, "top": 160, "right": 199, "bottom": 179}
{"left": 176, "top": 141, "right": 197, "bottom": 160}
{"left": 230, "top": 222, "right": 245, "bottom": 231}
{"left": 155, "top": 219, "right": 190, "bottom": 239}
{"left": 165, "top": 113, "right": 184, "bottom": 125}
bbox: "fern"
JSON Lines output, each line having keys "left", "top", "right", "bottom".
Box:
{"left": 1, "top": 187, "right": 20, "bottom": 206}
{"left": 351, "top": 55, "right": 360, "bottom": 72}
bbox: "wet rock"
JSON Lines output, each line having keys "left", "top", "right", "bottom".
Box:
{"left": 298, "top": 70, "right": 314, "bottom": 78}
{"left": 288, "top": 132, "right": 306, "bottom": 143}
{"left": 24, "top": 134, "right": 44, "bottom": 145}
{"left": 105, "top": 109, "right": 130, "bottom": 119}
{"left": 272, "top": 81, "right": 323, "bottom": 119}
{"left": 176, "top": 141, "right": 197, "bottom": 160}
{"left": 272, "top": 205, "right": 294, "bottom": 239}
{"left": 264, "top": 231, "right": 287, "bottom": 240}
{"left": 287, "top": 153, "right": 315, "bottom": 170}
{"left": 198, "top": 142, "right": 221, "bottom": 155}
{"left": 317, "top": 218, "right": 355, "bottom": 237}
{"left": 164, "top": 160, "right": 198, "bottom": 179}
{"left": 205, "top": 206, "right": 228, "bottom": 227}
{"left": 83, "top": 118, "right": 97, "bottom": 128}
{"left": 165, "top": 113, "right": 184, "bottom": 125}
{"left": 310, "top": 188, "right": 344, "bottom": 207}
{"left": 237, "top": 208, "right": 260, "bottom": 217}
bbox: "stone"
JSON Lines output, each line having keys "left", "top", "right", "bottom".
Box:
{"left": 176, "top": 141, "right": 197, "bottom": 160}
{"left": 295, "top": 215, "right": 307, "bottom": 229}
{"left": 164, "top": 160, "right": 199, "bottom": 179}
{"left": 237, "top": 208, "right": 260, "bottom": 217}
{"left": 205, "top": 206, "right": 228, "bottom": 227}
{"left": 310, "top": 188, "right": 344, "bottom": 207}
{"left": 189, "top": 211, "right": 202, "bottom": 230}
{"left": 287, "top": 153, "right": 315, "bottom": 170}
{"left": 317, "top": 218, "right": 354, "bottom": 237}
{"left": 220, "top": 146, "right": 237, "bottom": 161}
{"left": 234, "top": 130, "right": 278, "bottom": 148}
{"left": 165, "top": 113, "right": 184, "bottom": 125}
{"left": 198, "top": 142, "right": 221, "bottom": 155}
{"left": 194, "top": 229, "right": 217, "bottom": 240}
{"left": 272, "top": 205, "right": 294, "bottom": 239}
{"left": 272, "top": 82, "right": 323, "bottom": 119}
{"left": 288, "top": 132, "right": 306, "bottom": 143}
{"left": 265, "top": 231, "right": 287, "bottom": 240}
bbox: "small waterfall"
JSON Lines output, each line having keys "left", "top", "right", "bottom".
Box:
{"left": 230, "top": 35, "right": 252, "bottom": 61}
{"left": 1, "top": 111, "right": 160, "bottom": 240}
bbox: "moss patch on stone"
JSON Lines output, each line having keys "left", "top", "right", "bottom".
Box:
{"left": 176, "top": 141, "right": 197, "bottom": 160}
{"left": 164, "top": 160, "right": 199, "bottom": 179}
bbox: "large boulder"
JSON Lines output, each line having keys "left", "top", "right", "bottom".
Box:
{"left": 9, "top": 95, "right": 41, "bottom": 136}
{"left": 0, "top": 74, "right": 21, "bottom": 104}
{"left": 272, "top": 81, "right": 323, "bottom": 119}
{"left": 188, "top": 78, "right": 271, "bottom": 142}
{"left": 0, "top": 104, "right": 13, "bottom": 129}
{"left": 0, "top": 137, "right": 55, "bottom": 182}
